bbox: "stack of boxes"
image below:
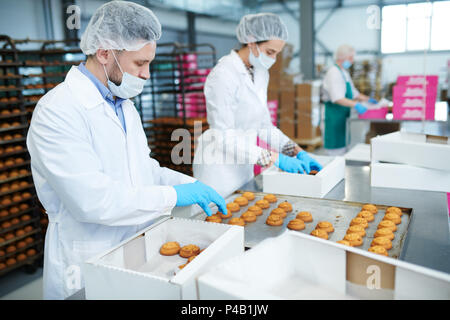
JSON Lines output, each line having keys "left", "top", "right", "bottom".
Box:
{"left": 392, "top": 75, "right": 438, "bottom": 120}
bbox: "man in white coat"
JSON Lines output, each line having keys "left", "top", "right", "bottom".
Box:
{"left": 27, "top": 1, "right": 226, "bottom": 299}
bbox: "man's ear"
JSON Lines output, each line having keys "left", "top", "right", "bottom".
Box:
{"left": 95, "top": 49, "right": 109, "bottom": 65}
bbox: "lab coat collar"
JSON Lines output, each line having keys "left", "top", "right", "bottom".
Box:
{"left": 229, "top": 50, "right": 250, "bottom": 75}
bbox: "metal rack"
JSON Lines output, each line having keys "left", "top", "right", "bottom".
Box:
{"left": 138, "top": 42, "right": 216, "bottom": 176}
{"left": 0, "top": 35, "right": 84, "bottom": 276}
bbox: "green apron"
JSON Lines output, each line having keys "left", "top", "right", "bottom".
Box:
{"left": 324, "top": 64, "right": 353, "bottom": 149}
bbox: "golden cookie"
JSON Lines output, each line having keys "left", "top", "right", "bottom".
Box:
{"left": 234, "top": 196, "right": 249, "bottom": 207}
{"left": 374, "top": 228, "right": 395, "bottom": 240}
{"left": 242, "top": 192, "right": 255, "bottom": 201}
{"left": 357, "top": 210, "right": 374, "bottom": 222}
{"left": 248, "top": 205, "right": 263, "bottom": 216}
{"left": 255, "top": 199, "right": 270, "bottom": 209}
{"left": 344, "top": 233, "right": 363, "bottom": 246}
{"left": 310, "top": 229, "right": 328, "bottom": 240}
{"left": 350, "top": 217, "right": 369, "bottom": 229}
{"left": 287, "top": 219, "right": 305, "bottom": 231}
{"left": 336, "top": 240, "right": 351, "bottom": 246}
{"left": 216, "top": 210, "right": 232, "bottom": 219}
{"left": 179, "top": 244, "right": 201, "bottom": 258}
{"left": 377, "top": 220, "right": 397, "bottom": 232}
{"left": 263, "top": 194, "right": 277, "bottom": 203}
{"left": 371, "top": 237, "right": 392, "bottom": 250}
{"left": 266, "top": 214, "right": 283, "bottom": 226}
{"left": 296, "top": 211, "right": 313, "bottom": 222}
{"left": 270, "top": 208, "right": 286, "bottom": 218}
{"left": 386, "top": 207, "right": 402, "bottom": 216}
{"left": 278, "top": 201, "right": 293, "bottom": 212}
{"left": 346, "top": 225, "right": 366, "bottom": 237}
{"left": 227, "top": 202, "right": 240, "bottom": 213}
{"left": 205, "top": 214, "right": 222, "bottom": 223}
{"left": 240, "top": 211, "right": 256, "bottom": 223}
{"left": 368, "top": 246, "right": 388, "bottom": 256}
{"left": 316, "top": 221, "right": 334, "bottom": 233}
{"left": 159, "top": 241, "right": 181, "bottom": 256}
{"left": 362, "top": 204, "right": 378, "bottom": 214}
{"left": 383, "top": 213, "right": 401, "bottom": 225}
{"left": 228, "top": 217, "right": 245, "bottom": 226}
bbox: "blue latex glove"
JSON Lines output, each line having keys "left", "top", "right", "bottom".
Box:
{"left": 296, "top": 151, "right": 323, "bottom": 173}
{"left": 173, "top": 181, "right": 227, "bottom": 217}
{"left": 368, "top": 98, "right": 378, "bottom": 104}
{"left": 275, "top": 153, "right": 306, "bottom": 174}
{"left": 355, "top": 102, "right": 368, "bottom": 115}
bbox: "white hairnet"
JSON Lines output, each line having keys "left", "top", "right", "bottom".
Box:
{"left": 236, "top": 13, "right": 288, "bottom": 44}
{"left": 80, "top": 1, "right": 162, "bottom": 55}
{"left": 334, "top": 44, "right": 355, "bottom": 61}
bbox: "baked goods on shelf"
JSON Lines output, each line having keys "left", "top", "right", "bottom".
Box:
{"left": 255, "top": 199, "right": 270, "bottom": 209}
{"left": 287, "top": 219, "right": 305, "bottom": 231}
{"left": 228, "top": 217, "right": 245, "bottom": 226}
{"left": 242, "top": 191, "right": 255, "bottom": 201}
{"left": 240, "top": 211, "right": 256, "bottom": 223}
{"left": 361, "top": 204, "right": 378, "bottom": 214}
{"left": 373, "top": 228, "right": 395, "bottom": 240}
{"left": 343, "top": 233, "right": 363, "bottom": 246}
{"left": 270, "top": 208, "right": 286, "bottom": 218}
{"left": 265, "top": 214, "right": 283, "bottom": 226}
{"left": 382, "top": 213, "right": 401, "bottom": 225}
{"left": 346, "top": 225, "right": 366, "bottom": 237}
{"left": 234, "top": 196, "right": 248, "bottom": 207}
{"left": 226, "top": 202, "right": 240, "bottom": 213}
{"left": 377, "top": 220, "right": 397, "bottom": 232}
{"left": 216, "top": 210, "right": 232, "bottom": 219}
{"left": 310, "top": 229, "right": 328, "bottom": 240}
{"left": 278, "top": 201, "right": 293, "bottom": 212}
{"left": 368, "top": 245, "right": 388, "bottom": 256}
{"left": 356, "top": 210, "right": 374, "bottom": 222}
{"left": 336, "top": 240, "right": 351, "bottom": 246}
{"left": 315, "top": 221, "right": 334, "bottom": 233}
{"left": 159, "top": 241, "right": 181, "bottom": 256}
{"left": 205, "top": 214, "right": 222, "bottom": 223}
{"left": 386, "top": 207, "right": 402, "bottom": 216}
{"left": 296, "top": 211, "right": 313, "bottom": 222}
{"left": 350, "top": 217, "right": 369, "bottom": 229}
{"left": 247, "top": 205, "right": 263, "bottom": 216}
{"left": 371, "top": 237, "right": 392, "bottom": 250}
{"left": 263, "top": 194, "right": 277, "bottom": 203}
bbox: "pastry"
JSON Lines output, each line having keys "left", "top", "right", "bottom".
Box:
{"left": 216, "top": 210, "right": 232, "bottom": 219}
{"left": 16, "top": 241, "right": 26, "bottom": 249}
{"left": 179, "top": 244, "right": 200, "bottom": 258}
{"left": 9, "top": 206, "right": 19, "bottom": 214}
{"left": 266, "top": 214, "right": 283, "bottom": 226}
{"left": 205, "top": 214, "right": 222, "bottom": 223}
{"left": 315, "top": 221, "right": 334, "bottom": 233}
{"left": 310, "top": 229, "right": 328, "bottom": 240}
{"left": 1, "top": 221, "right": 11, "bottom": 229}
{"left": 309, "top": 170, "right": 318, "bottom": 175}
{"left": 24, "top": 225, "right": 33, "bottom": 232}
{"left": 383, "top": 213, "right": 401, "bottom": 225}
{"left": 242, "top": 192, "right": 255, "bottom": 201}
{"left": 350, "top": 217, "right": 369, "bottom": 229}
{"left": 15, "top": 229, "right": 25, "bottom": 237}
{"left": 362, "top": 204, "right": 378, "bottom": 214}
{"left": 17, "top": 253, "right": 27, "bottom": 262}
{"left": 24, "top": 237, "right": 33, "bottom": 244}
{"left": 374, "top": 228, "right": 395, "bottom": 240}
{"left": 296, "top": 211, "right": 313, "bottom": 222}
{"left": 336, "top": 240, "right": 351, "bottom": 246}
{"left": 26, "top": 248, "right": 36, "bottom": 256}
{"left": 255, "top": 199, "right": 270, "bottom": 209}
{"left": 357, "top": 210, "right": 374, "bottom": 222}
{"left": 228, "top": 217, "right": 245, "bottom": 226}
{"left": 386, "top": 207, "right": 402, "bottom": 216}
{"left": 263, "top": 194, "right": 277, "bottom": 203}
{"left": 278, "top": 201, "right": 293, "bottom": 213}
{"left": 287, "top": 219, "right": 305, "bottom": 231}
{"left": 346, "top": 225, "right": 366, "bottom": 237}
{"left": 371, "top": 237, "right": 392, "bottom": 250}
{"left": 368, "top": 246, "right": 388, "bottom": 256}
{"left": 6, "top": 258, "right": 16, "bottom": 266}
{"left": 234, "top": 196, "right": 248, "bottom": 207}
{"left": 10, "top": 218, "right": 19, "bottom": 225}
{"left": 0, "top": 263, "right": 6, "bottom": 270}
{"left": 159, "top": 241, "right": 181, "bottom": 256}
{"left": 247, "top": 205, "right": 263, "bottom": 216}
{"left": 377, "top": 220, "right": 397, "bottom": 232}
{"left": 20, "top": 214, "right": 31, "bottom": 221}
{"left": 240, "top": 211, "right": 256, "bottom": 223}
{"left": 344, "top": 233, "right": 363, "bottom": 246}
{"left": 226, "top": 202, "right": 240, "bottom": 213}
{"left": 270, "top": 208, "right": 286, "bottom": 218}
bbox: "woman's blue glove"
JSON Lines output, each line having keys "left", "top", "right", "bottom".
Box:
{"left": 296, "top": 151, "right": 323, "bottom": 173}
{"left": 368, "top": 98, "right": 378, "bottom": 104}
{"left": 173, "top": 181, "right": 227, "bottom": 217}
{"left": 275, "top": 153, "right": 306, "bottom": 174}
{"left": 355, "top": 102, "right": 368, "bottom": 115}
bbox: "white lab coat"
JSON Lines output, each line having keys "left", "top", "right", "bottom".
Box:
{"left": 321, "top": 64, "right": 360, "bottom": 103}
{"left": 27, "top": 66, "right": 195, "bottom": 299}
{"left": 193, "top": 50, "right": 290, "bottom": 198}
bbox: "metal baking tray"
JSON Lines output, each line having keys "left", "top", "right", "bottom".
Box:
{"left": 190, "top": 191, "right": 412, "bottom": 259}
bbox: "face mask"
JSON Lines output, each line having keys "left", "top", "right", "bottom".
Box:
{"left": 103, "top": 50, "right": 147, "bottom": 99}
{"left": 249, "top": 45, "right": 276, "bottom": 70}
{"left": 342, "top": 60, "right": 352, "bottom": 69}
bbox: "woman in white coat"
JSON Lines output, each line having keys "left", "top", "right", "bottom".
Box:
{"left": 27, "top": 1, "right": 226, "bottom": 300}
{"left": 193, "top": 13, "right": 322, "bottom": 197}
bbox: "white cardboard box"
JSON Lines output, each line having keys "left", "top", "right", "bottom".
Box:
{"left": 262, "top": 155, "right": 345, "bottom": 198}
{"left": 371, "top": 131, "right": 450, "bottom": 171}
{"left": 83, "top": 216, "right": 244, "bottom": 300}
{"left": 197, "top": 231, "right": 450, "bottom": 300}
{"left": 370, "top": 161, "right": 450, "bottom": 192}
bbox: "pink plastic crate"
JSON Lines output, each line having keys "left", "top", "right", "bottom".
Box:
{"left": 267, "top": 100, "right": 278, "bottom": 126}
{"left": 396, "top": 75, "right": 438, "bottom": 87}
{"left": 358, "top": 107, "right": 388, "bottom": 119}
{"left": 393, "top": 85, "right": 437, "bottom": 98}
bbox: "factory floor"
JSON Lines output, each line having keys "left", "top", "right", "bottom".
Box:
{"left": 0, "top": 266, "right": 43, "bottom": 299}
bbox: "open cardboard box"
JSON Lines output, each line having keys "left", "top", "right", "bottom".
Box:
{"left": 261, "top": 155, "right": 345, "bottom": 198}
{"left": 197, "top": 231, "right": 450, "bottom": 300}
{"left": 371, "top": 131, "right": 450, "bottom": 171}
{"left": 83, "top": 216, "right": 244, "bottom": 300}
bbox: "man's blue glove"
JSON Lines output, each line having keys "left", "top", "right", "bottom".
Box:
{"left": 296, "top": 151, "right": 323, "bottom": 173}
{"left": 355, "top": 102, "right": 368, "bottom": 115}
{"left": 368, "top": 98, "right": 378, "bottom": 104}
{"left": 173, "top": 181, "right": 227, "bottom": 217}
{"left": 275, "top": 153, "right": 306, "bottom": 174}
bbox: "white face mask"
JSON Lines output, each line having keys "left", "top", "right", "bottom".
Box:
{"left": 249, "top": 45, "right": 276, "bottom": 70}
{"left": 103, "top": 50, "right": 147, "bottom": 99}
